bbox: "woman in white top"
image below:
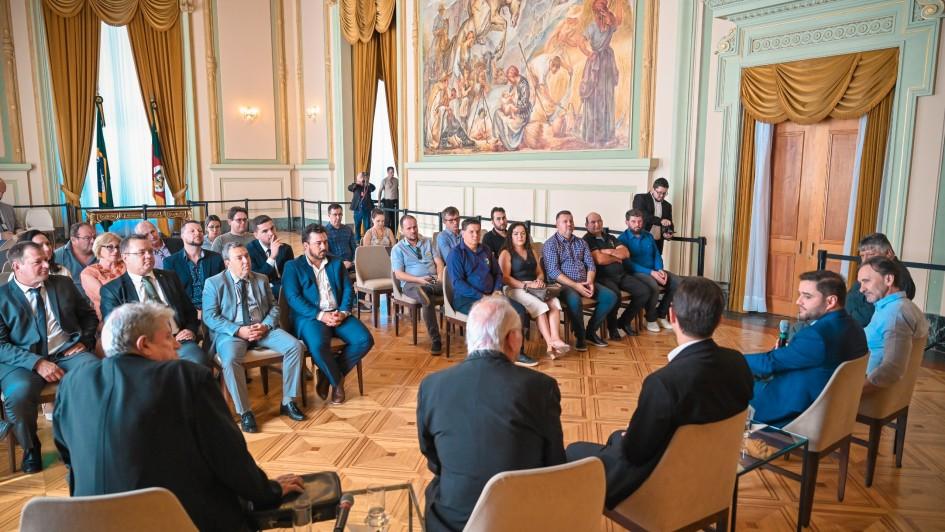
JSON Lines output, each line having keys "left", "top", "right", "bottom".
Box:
{"left": 498, "top": 222, "right": 570, "bottom": 358}
{"left": 361, "top": 208, "right": 396, "bottom": 248}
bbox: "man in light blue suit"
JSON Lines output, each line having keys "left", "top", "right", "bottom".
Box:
{"left": 745, "top": 270, "right": 867, "bottom": 427}
{"left": 282, "top": 224, "right": 374, "bottom": 405}
{"left": 202, "top": 242, "right": 305, "bottom": 433}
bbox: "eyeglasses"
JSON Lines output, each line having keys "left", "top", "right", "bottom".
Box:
{"left": 124, "top": 250, "right": 155, "bottom": 257}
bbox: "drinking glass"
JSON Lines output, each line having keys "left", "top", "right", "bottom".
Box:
{"left": 292, "top": 495, "right": 312, "bottom": 532}
{"left": 364, "top": 485, "right": 390, "bottom": 531}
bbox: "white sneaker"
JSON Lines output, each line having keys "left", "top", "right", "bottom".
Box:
{"left": 646, "top": 321, "right": 661, "bottom": 333}
{"left": 658, "top": 318, "right": 673, "bottom": 330}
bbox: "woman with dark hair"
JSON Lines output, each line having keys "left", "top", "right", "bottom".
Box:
{"left": 18, "top": 229, "right": 71, "bottom": 278}
{"left": 202, "top": 214, "right": 222, "bottom": 251}
{"left": 361, "top": 207, "right": 396, "bottom": 247}
{"left": 498, "top": 222, "right": 570, "bottom": 358}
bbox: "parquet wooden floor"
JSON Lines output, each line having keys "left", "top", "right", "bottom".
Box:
{"left": 0, "top": 234, "right": 942, "bottom": 530}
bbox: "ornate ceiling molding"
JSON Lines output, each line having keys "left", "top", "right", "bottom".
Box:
{"left": 750, "top": 15, "right": 895, "bottom": 52}
{"left": 708, "top": 0, "right": 841, "bottom": 22}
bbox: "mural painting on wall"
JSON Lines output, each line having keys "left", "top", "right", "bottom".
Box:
{"left": 422, "top": 0, "right": 634, "bottom": 155}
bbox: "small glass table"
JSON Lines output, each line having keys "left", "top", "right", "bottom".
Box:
{"left": 310, "top": 483, "right": 424, "bottom": 532}
{"left": 733, "top": 422, "right": 809, "bottom": 532}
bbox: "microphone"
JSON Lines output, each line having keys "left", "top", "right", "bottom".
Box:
{"left": 777, "top": 320, "right": 789, "bottom": 348}
{"left": 333, "top": 493, "right": 355, "bottom": 532}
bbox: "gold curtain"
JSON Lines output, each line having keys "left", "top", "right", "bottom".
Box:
{"left": 728, "top": 48, "right": 898, "bottom": 311}
{"left": 353, "top": 36, "right": 379, "bottom": 174}
{"left": 43, "top": 0, "right": 178, "bottom": 30}
{"left": 340, "top": 0, "right": 395, "bottom": 44}
{"left": 43, "top": 1, "right": 100, "bottom": 206}
{"left": 128, "top": 9, "right": 186, "bottom": 202}
{"left": 727, "top": 110, "right": 756, "bottom": 312}
{"left": 379, "top": 21, "right": 398, "bottom": 167}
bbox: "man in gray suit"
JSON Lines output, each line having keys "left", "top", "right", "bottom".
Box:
{"left": 0, "top": 178, "right": 23, "bottom": 239}
{"left": 203, "top": 242, "right": 305, "bottom": 433}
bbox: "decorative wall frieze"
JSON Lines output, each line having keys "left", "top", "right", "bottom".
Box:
{"left": 716, "top": 28, "right": 737, "bottom": 54}
{"left": 710, "top": 0, "right": 840, "bottom": 22}
{"left": 749, "top": 15, "right": 894, "bottom": 52}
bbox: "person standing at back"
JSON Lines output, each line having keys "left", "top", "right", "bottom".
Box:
{"left": 348, "top": 172, "right": 376, "bottom": 240}
{"left": 378, "top": 166, "right": 399, "bottom": 230}
{"left": 631, "top": 177, "right": 673, "bottom": 253}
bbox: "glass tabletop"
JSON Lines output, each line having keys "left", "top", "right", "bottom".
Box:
{"left": 737, "top": 421, "right": 808, "bottom": 476}
{"left": 309, "top": 483, "right": 424, "bottom": 532}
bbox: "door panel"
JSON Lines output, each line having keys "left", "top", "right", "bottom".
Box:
{"left": 766, "top": 125, "right": 808, "bottom": 317}
{"left": 821, "top": 129, "right": 858, "bottom": 244}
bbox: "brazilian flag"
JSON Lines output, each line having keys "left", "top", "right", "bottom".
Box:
{"left": 95, "top": 96, "right": 114, "bottom": 208}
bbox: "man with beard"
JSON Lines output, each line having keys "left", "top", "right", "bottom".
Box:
{"left": 163, "top": 220, "right": 225, "bottom": 312}
{"left": 482, "top": 207, "right": 509, "bottom": 256}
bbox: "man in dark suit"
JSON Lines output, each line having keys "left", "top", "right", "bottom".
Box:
{"left": 745, "top": 270, "right": 867, "bottom": 426}
{"left": 418, "top": 296, "right": 565, "bottom": 532}
{"left": 163, "top": 220, "right": 225, "bottom": 311}
{"left": 53, "top": 302, "right": 304, "bottom": 532}
{"left": 282, "top": 224, "right": 374, "bottom": 405}
{"left": 247, "top": 214, "right": 294, "bottom": 298}
{"left": 0, "top": 242, "right": 98, "bottom": 473}
{"left": 566, "top": 277, "right": 753, "bottom": 509}
{"left": 134, "top": 220, "right": 184, "bottom": 269}
{"left": 631, "top": 177, "right": 673, "bottom": 253}
{"left": 100, "top": 235, "right": 208, "bottom": 366}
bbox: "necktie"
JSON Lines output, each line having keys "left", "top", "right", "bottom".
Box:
{"left": 239, "top": 279, "right": 252, "bottom": 325}
{"left": 141, "top": 276, "right": 161, "bottom": 303}
{"left": 266, "top": 247, "right": 271, "bottom": 257}
{"left": 28, "top": 288, "right": 48, "bottom": 353}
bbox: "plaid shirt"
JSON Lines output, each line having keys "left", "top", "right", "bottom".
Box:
{"left": 542, "top": 231, "right": 595, "bottom": 283}
{"left": 325, "top": 223, "right": 358, "bottom": 262}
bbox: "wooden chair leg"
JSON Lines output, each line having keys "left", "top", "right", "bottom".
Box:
{"left": 798, "top": 449, "right": 820, "bottom": 528}
{"left": 445, "top": 322, "right": 452, "bottom": 358}
{"left": 356, "top": 362, "right": 364, "bottom": 395}
{"left": 411, "top": 306, "right": 419, "bottom": 346}
{"left": 372, "top": 293, "right": 380, "bottom": 328}
{"left": 865, "top": 419, "right": 882, "bottom": 487}
{"left": 895, "top": 409, "right": 909, "bottom": 468}
{"left": 299, "top": 363, "right": 307, "bottom": 407}
{"left": 394, "top": 303, "right": 400, "bottom": 336}
{"left": 356, "top": 290, "right": 362, "bottom": 319}
{"left": 387, "top": 294, "right": 392, "bottom": 318}
{"left": 716, "top": 508, "right": 729, "bottom": 532}
{"left": 837, "top": 437, "right": 850, "bottom": 502}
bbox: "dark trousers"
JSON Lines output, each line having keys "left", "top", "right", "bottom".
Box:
{"left": 353, "top": 210, "right": 371, "bottom": 240}
{"left": 402, "top": 281, "right": 442, "bottom": 343}
{"left": 632, "top": 271, "right": 681, "bottom": 321}
{"left": 295, "top": 316, "right": 374, "bottom": 386}
{"left": 596, "top": 274, "right": 652, "bottom": 331}
{"left": 380, "top": 199, "right": 398, "bottom": 230}
{"left": 559, "top": 283, "right": 618, "bottom": 339}
{"left": 0, "top": 352, "right": 98, "bottom": 450}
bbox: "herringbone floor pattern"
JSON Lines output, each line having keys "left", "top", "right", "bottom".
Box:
{"left": 0, "top": 303, "right": 943, "bottom": 530}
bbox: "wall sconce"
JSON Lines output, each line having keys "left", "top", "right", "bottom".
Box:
{"left": 305, "top": 105, "right": 321, "bottom": 121}
{"left": 239, "top": 106, "right": 259, "bottom": 122}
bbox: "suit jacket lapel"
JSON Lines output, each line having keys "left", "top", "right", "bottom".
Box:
{"left": 122, "top": 274, "right": 140, "bottom": 303}
{"left": 5, "top": 283, "right": 33, "bottom": 323}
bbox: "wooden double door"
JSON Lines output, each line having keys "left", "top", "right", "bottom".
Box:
{"left": 766, "top": 117, "right": 859, "bottom": 316}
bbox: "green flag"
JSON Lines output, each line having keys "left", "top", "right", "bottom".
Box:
{"left": 95, "top": 96, "right": 114, "bottom": 208}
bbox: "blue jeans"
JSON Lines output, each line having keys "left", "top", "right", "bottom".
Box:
{"left": 353, "top": 210, "right": 371, "bottom": 240}
{"left": 559, "top": 283, "right": 618, "bottom": 340}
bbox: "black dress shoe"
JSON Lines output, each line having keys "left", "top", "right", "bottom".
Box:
{"left": 621, "top": 323, "right": 639, "bottom": 337}
{"left": 240, "top": 412, "right": 259, "bottom": 433}
{"left": 315, "top": 371, "right": 330, "bottom": 400}
{"left": 430, "top": 340, "right": 443, "bottom": 356}
{"left": 22, "top": 448, "right": 42, "bottom": 474}
{"left": 574, "top": 340, "right": 588, "bottom": 352}
{"left": 585, "top": 332, "right": 608, "bottom": 347}
{"left": 608, "top": 328, "right": 622, "bottom": 340}
{"left": 280, "top": 401, "right": 306, "bottom": 421}
{"left": 331, "top": 379, "right": 346, "bottom": 405}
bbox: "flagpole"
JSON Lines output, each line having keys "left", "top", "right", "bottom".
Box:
{"left": 149, "top": 97, "right": 171, "bottom": 235}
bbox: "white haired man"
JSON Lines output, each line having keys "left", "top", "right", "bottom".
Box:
{"left": 417, "top": 296, "right": 565, "bottom": 532}
{"left": 54, "top": 302, "right": 305, "bottom": 532}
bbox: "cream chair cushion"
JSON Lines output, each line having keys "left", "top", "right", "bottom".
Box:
{"left": 859, "top": 337, "right": 928, "bottom": 419}
{"left": 464, "top": 457, "right": 605, "bottom": 532}
{"left": 606, "top": 409, "right": 747, "bottom": 531}
{"left": 354, "top": 245, "right": 392, "bottom": 287}
{"left": 20, "top": 487, "right": 198, "bottom": 532}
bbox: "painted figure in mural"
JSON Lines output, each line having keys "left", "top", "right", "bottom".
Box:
{"left": 431, "top": 3, "right": 451, "bottom": 79}
{"left": 579, "top": 0, "right": 620, "bottom": 146}
{"left": 494, "top": 65, "right": 532, "bottom": 150}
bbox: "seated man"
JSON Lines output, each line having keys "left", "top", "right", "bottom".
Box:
{"left": 53, "top": 222, "right": 97, "bottom": 296}
{"left": 446, "top": 218, "right": 535, "bottom": 366}
{"left": 857, "top": 257, "right": 929, "bottom": 392}
{"left": 282, "top": 224, "right": 374, "bottom": 405}
{"left": 247, "top": 215, "right": 294, "bottom": 298}
{"left": 100, "top": 235, "right": 209, "bottom": 366}
{"left": 745, "top": 271, "right": 867, "bottom": 426}
{"left": 583, "top": 212, "right": 650, "bottom": 338}
{"left": 163, "top": 220, "right": 225, "bottom": 312}
{"left": 134, "top": 220, "right": 183, "bottom": 269}
{"left": 211, "top": 206, "right": 255, "bottom": 254}
{"left": 203, "top": 242, "right": 306, "bottom": 433}
{"left": 481, "top": 206, "right": 508, "bottom": 257}
{"left": 54, "top": 302, "right": 304, "bottom": 532}
{"left": 619, "top": 209, "right": 680, "bottom": 333}
{"left": 0, "top": 241, "right": 99, "bottom": 473}
{"left": 565, "top": 277, "right": 752, "bottom": 509}
{"left": 434, "top": 206, "right": 462, "bottom": 276}
{"left": 391, "top": 214, "right": 443, "bottom": 355}
{"left": 324, "top": 203, "right": 358, "bottom": 271}
{"left": 418, "top": 296, "right": 565, "bottom": 532}
{"left": 847, "top": 233, "right": 917, "bottom": 327}
{"left": 542, "top": 210, "right": 618, "bottom": 350}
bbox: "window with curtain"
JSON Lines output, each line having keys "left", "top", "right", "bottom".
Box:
{"left": 369, "top": 80, "right": 396, "bottom": 198}
{"left": 80, "top": 23, "right": 154, "bottom": 232}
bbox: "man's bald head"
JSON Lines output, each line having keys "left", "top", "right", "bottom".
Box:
{"left": 134, "top": 220, "right": 163, "bottom": 248}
